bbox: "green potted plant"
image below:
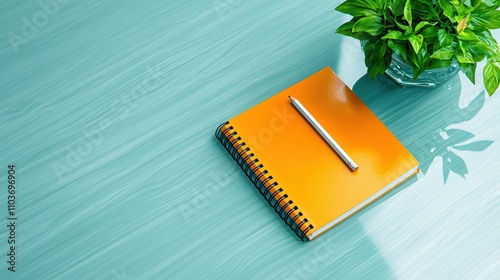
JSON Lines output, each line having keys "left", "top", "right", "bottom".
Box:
{"left": 335, "top": 0, "right": 500, "bottom": 95}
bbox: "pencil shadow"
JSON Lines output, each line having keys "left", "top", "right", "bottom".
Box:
{"left": 352, "top": 74, "right": 493, "bottom": 184}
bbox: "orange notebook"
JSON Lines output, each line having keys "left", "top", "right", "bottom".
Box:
{"left": 215, "top": 67, "right": 419, "bottom": 241}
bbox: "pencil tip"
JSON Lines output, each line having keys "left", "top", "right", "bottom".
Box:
{"left": 288, "top": 95, "right": 293, "bottom": 102}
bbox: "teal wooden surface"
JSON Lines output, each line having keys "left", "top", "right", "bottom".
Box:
{"left": 1, "top": 1, "right": 499, "bottom": 279}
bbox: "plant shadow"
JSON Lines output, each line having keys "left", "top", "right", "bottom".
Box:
{"left": 352, "top": 73, "right": 493, "bottom": 183}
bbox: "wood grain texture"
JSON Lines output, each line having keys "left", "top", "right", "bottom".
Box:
{"left": 0, "top": 0, "right": 498, "bottom": 279}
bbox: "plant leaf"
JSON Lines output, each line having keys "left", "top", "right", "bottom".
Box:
{"left": 457, "top": 18, "right": 468, "bottom": 33}
{"left": 470, "top": 0, "right": 482, "bottom": 8}
{"left": 459, "top": 62, "right": 477, "bottom": 84}
{"left": 403, "top": 0, "right": 413, "bottom": 26}
{"left": 364, "top": 40, "right": 392, "bottom": 79}
{"left": 429, "top": 58, "right": 453, "bottom": 69}
{"left": 382, "top": 30, "right": 403, "bottom": 40}
{"left": 439, "top": 0, "right": 456, "bottom": 21}
{"left": 471, "top": 9, "right": 500, "bottom": 29}
{"left": 336, "top": 21, "right": 356, "bottom": 35}
{"left": 456, "top": 52, "right": 475, "bottom": 64}
{"left": 408, "top": 34, "right": 424, "bottom": 53}
{"left": 458, "top": 30, "right": 480, "bottom": 41}
{"left": 468, "top": 41, "right": 496, "bottom": 57}
{"left": 430, "top": 47, "right": 455, "bottom": 60}
{"left": 453, "top": 140, "right": 493, "bottom": 151}
{"left": 415, "top": 21, "right": 431, "bottom": 32}
{"left": 438, "top": 29, "right": 454, "bottom": 47}
{"left": 483, "top": 61, "right": 500, "bottom": 96}
{"left": 472, "top": 53, "right": 486, "bottom": 62}
{"left": 420, "top": 26, "right": 440, "bottom": 42}
{"left": 395, "top": 20, "right": 411, "bottom": 30}
{"left": 402, "top": 28, "right": 413, "bottom": 40}
{"left": 335, "top": 1, "right": 380, "bottom": 17}
{"left": 456, "top": 41, "right": 475, "bottom": 63}
{"left": 353, "top": 16, "right": 385, "bottom": 36}
{"left": 392, "top": 0, "right": 407, "bottom": 16}
{"left": 476, "top": 30, "right": 499, "bottom": 49}
{"left": 413, "top": 0, "right": 440, "bottom": 20}
{"left": 388, "top": 40, "right": 409, "bottom": 61}
{"left": 335, "top": 21, "right": 375, "bottom": 40}
{"left": 415, "top": 43, "right": 430, "bottom": 79}
{"left": 482, "top": 0, "right": 500, "bottom": 9}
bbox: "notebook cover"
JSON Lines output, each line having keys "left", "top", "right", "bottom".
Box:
{"left": 218, "top": 67, "right": 418, "bottom": 240}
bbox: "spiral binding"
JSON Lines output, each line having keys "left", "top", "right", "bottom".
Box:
{"left": 215, "top": 121, "right": 314, "bottom": 241}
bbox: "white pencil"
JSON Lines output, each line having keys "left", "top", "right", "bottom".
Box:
{"left": 289, "top": 95, "right": 359, "bottom": 172}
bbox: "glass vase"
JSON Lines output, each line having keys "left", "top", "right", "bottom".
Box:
{"left": 385, "top": 52, "right": 460, "bottom": 87}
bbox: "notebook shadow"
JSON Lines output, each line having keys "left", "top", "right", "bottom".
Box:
{"left": 213, "top": 135, "right": 405, "bottom": 278}
{"left": 351, "top": 74, "right": 492, "bottom": 184}
{"left": 212, "top": 134, "right": 397, "bottom": 279}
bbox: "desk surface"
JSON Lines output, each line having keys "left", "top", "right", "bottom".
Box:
{"left": 1, "top": 1, "right": 499, "bottom": 279}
